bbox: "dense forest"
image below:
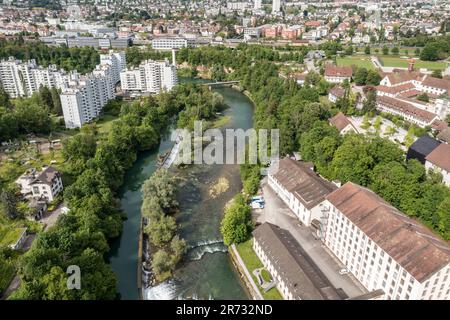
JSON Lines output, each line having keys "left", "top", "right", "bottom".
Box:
{"left": 0, "top": 38, "right": 99, "bottom": 74}
{"left": 0, "top": 86, "right": 62, "bottom": 142}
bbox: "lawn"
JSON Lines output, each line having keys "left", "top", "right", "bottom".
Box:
{"left": 0, "top": 259, "right": 15, "bottom": 294}
{"left": 96, "top": 114, "right": 119, "bottom": 136}
{"left": 378, "top": 56, "right": 447, "bottom": 70}
{"left": 235, "top": 239, "right": 283, "bottom": 300}
{"left": 336, "top": 56, "right": 375, "bottom": 70}
{"left": 0, "top": 226, "right": 25, "bottom": 247}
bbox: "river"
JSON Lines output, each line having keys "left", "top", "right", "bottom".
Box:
{"left": 108, "top": 81, "right": 254, "bottom": 300}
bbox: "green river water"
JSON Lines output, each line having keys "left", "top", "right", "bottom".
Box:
{"left": 108, "top": 81, "right": 254, "bottom": 300}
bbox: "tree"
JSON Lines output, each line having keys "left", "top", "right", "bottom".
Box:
{"left": 354, "top": 68, "right": 368, "bottom": 85}
{"left": 145, "top": 215, "right": 177, "bottom": 247}
{"left": 151, "top": 249, "right": 173, "bottom": 280}
{"left": 170, "top": 235, "right": 187, "bottom": 264}
{"left": 366, "top": 70, "right": 381, "bottom": 85}
{"left": 0, "top": 86, "right": 12, "bottom": 108}
{"left": 220, "top": 194, "right": 253, "bottom": 245}
{"left": 382, "top": 46, "right": 389, "bottom": 55}
{"left": 420, "top": 43, "right": 439, "bottom": 61}
{"left": 364, "top": 46, "right": 371, "bottom": 55}
{"left": 417, "top": 93, "right": 430, "bottom": 102}
{"left": 0, "top": 188, "right": 19, "bottom": 219}
{"left": 391, "top": 47, "right": 399, "bottom": 55}
{"left": 373, "top": 116, "right": 382, "bottom": 135}
{"left": 432, "top": 69, "right": 443, "bottom": 79}
{"left": 141, "top": 169, "right": 178, "bottom": 210}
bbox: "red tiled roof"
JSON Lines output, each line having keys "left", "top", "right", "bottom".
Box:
{"left": 329, "top": 112, "right": 354, "bottom": 132}
{"left": 376, "top": 83, "right": 415, "bottom": 95}
{"left": 426, "top": 143, "right": 450, "bottom": 172}
{"left": 329, "top": 86, "right": 345, "bottom": 98}
{"left": 376, "top": 96, "right": 437, "bottom": 123}
{"left": 271, "top": 158, "right": 337, "bottom": 210}
{"left": 385, "top": 71, "right": 425, "bottom": 86}
{"left": 325, "top": 64, "right": 353, "bottom": 78}
{"left": 326, "top": 182, "right": 450, "bottom": 283}
{"left": 422, "top": 76, "right": 450, "bottom": 92}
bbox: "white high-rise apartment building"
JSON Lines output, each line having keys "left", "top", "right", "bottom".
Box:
{"left": 60, "top": 51, "right": 126, "bottom": 129}
{"left": 320, "top": 182, "right": 450, "bottom": 300}
{"left": 254, "top": 0, "right": 262, "bottom": 10}
{"left": 120, "top": 59, "right": 178, "bottom": 94}
{"left": 272, "top": 0, "right": 281, "bottom": 13}
{"left": 0, "top": 57, "right": 68, "bottom": 98}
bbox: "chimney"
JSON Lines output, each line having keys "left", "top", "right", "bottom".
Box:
{"left": 408, "top": 59, "right": 415, "bottom": 72}
{"left": 172, "top": 49, "right": 176, "bottom": 67}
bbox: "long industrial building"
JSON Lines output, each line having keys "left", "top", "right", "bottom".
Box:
{"left": 267, "top": 158, "right": 450, "bottom": 300}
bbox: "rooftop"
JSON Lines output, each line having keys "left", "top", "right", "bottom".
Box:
{"left": 329, "top": 111, "right": 354, "bottom": 132}
{"left": 425, "top": 143, "right": 450, "bottom": 172}
{"left": 376, "top": 95, "right": 437, "bottom": 123}
{"left": 325, "top": 64, "right": 353, "bottom": 78}
{"left": 253, "top": 222, "right": 345, "bottom": 300}
{"left": 326, "top": 182, "right": 450, "bottom": 283}
{"left": 270, "top": 158, "right": 337, "bottom": 210}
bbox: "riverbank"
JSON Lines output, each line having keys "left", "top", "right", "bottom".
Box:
{"left": 140, "top": 84, "right": 254, "bottom": 300}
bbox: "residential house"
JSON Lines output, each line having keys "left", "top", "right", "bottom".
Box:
{"left": 328, "top": 86, "right": 346, "bottom": 103}
{"left": 329, "top": 112, "right": 359, "bottom": 135}
{"left": 16, "top": 166, "right": 63, "bottom": 202}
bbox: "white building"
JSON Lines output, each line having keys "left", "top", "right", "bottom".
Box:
{"left": 120, "top": 59, "right": 178, "bottom": 95}
{"left": 376, "top": 95, "right": 438, "bottom": 128}
{"left": 254, "top": 0, "right": 262, "bottom": 10}
{"left": 425, "top": 143, "right": 450, "bottom": 187}
{"left": 272, "top": 0, "right": 281, "bottom": 13}
{"left": 268, "top": 158, "right": 337, "bottom": 227}
{"left": 60, "top": 51, "right": 126, "bottom": 129}
{"left": 16, "top": 166, "right": 63, "bottom": 202}
{"left": 319, "top": 182, "right": 450, "bottom": 300}
{"left": 151, "top": 37, "right": 189, "bottom": 50}
{"left": 0, "top": 57, "right": 68, "bottom": 98}
{"left": 324, "top": 64, "right": 353, "bottom": 84}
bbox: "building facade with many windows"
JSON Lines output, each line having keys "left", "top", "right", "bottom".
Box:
{"left": 320, "top": 182, "right": 450, "bottom": 300}
{"left": 120, "top": 59, "right": 178, "bottom": 95}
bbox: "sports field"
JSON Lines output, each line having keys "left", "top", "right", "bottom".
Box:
{"left": 336, "top": 56, "right": 376, "bottom": 70}
{"left": 378, "top": 56, "right": 447, "bottom": 70}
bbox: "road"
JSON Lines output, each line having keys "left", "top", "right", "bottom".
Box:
{"left": 255, "top": 177, "right": 366, "bottom": 298}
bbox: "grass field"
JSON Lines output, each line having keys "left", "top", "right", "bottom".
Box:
{"left": 0, "top": 225, "right": 25, "bottom": 247}
{"left": 378, "top": 56, "right": 447, "bottom": 70}
{"left": 336, "top": 56, "right": 375, "bottom": 70}
{"left": 235, "top": 239, "right": 283, "bottom": 300}
{"left": 96, "top": 114, "right": 119, "bottom": 136}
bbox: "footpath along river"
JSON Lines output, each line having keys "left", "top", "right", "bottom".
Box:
{"left": 108, "top": 80, "right": 254, "bottom": 300}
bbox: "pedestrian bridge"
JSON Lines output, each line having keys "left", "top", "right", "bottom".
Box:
{"left": 202, "top": 80, "right": 240, "bottom": 87}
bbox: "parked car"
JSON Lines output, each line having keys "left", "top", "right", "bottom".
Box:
{"left": 251, "top": 196, "right": 265, "bottom": 203}
{"left": 251, "top": 201, "right": 264, "bottom": 209}
{"left": 339, "top": 268, "right": 349, "bottom": 275}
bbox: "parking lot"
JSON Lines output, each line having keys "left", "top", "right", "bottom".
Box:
{"left": 253, "top": 177, "right": 367, "bottom": 298}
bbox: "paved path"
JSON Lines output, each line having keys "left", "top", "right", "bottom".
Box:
{"left": 255, "top": 178, "right": 366, "bottom": 298}
{"left": 230, "top": 244, "right": 264, "bottom": 300}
